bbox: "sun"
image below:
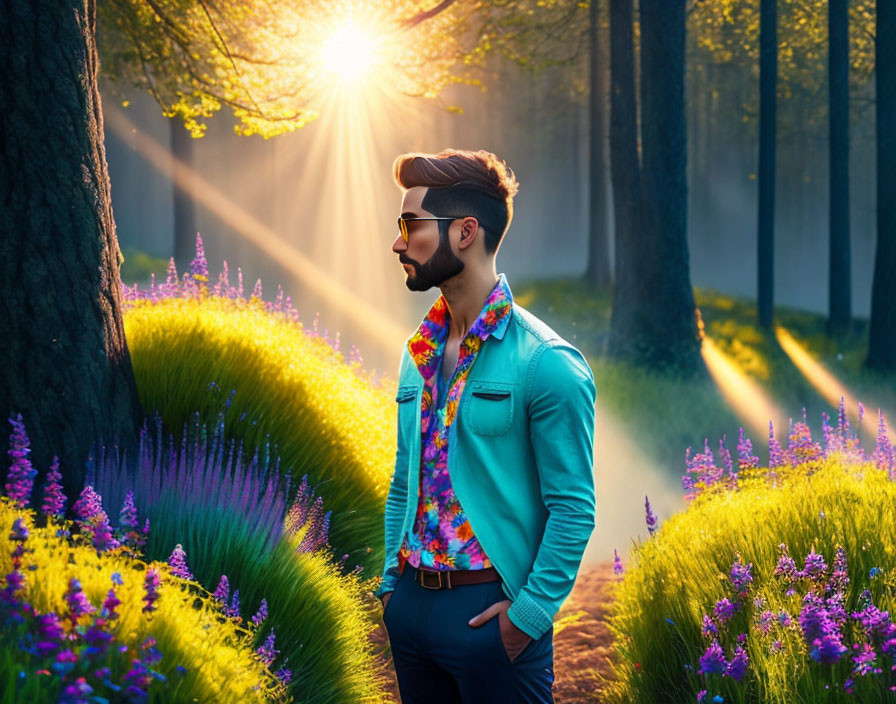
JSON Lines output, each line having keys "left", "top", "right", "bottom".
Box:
{"left": 319, "top": 22, "right": 379, "bottom": 86}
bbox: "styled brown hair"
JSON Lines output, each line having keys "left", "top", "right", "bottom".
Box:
{"left": 392, "top": 149, "right": 520, "bottom": 255}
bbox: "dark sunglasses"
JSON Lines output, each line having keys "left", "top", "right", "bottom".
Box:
{"left": 397, "top": 216, "right": 460, "bottom": 243}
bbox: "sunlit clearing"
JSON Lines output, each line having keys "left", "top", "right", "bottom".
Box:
{"left": 103, "top": 105, "right": 407, "bottom": 357}
{"left": 320, "top": 22, "right": 377, "bottom": 85}
{"left": 775, "top": 326, "right": 896, "bottom": 444}
{"left": 701, "top": 335, "right": 787, "bottom": 441}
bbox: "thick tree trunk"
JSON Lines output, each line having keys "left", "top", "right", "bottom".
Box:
{"left": 866, "top": 0, "right": 896, "bottom": 371}
{"left": 584, "top": 0, "right": 612, "bottom": 289}
{"left": 605, "top": 0, "right": 643, "bottom": 360}
{"left": 631, "top": 0, "right": 704, "bottom": 376}
{"left": 757, "top": 0, "right": 777, "bottom": 330}
{"left": 0, "top": 0, "right": 144, "bottom": 509}
{"left": 827, "top": 0, "right": 851, "bottom": 337}
{"left": 170, "top": 117, "right": 198, "bottom": 270}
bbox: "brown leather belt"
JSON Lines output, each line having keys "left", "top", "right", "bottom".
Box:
{"left": 405, "top": 563, "right": 501, "bottom": 590}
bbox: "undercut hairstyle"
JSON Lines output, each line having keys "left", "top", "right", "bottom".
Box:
{"left": 393, "top": 149, "right": 520, "bottom": 255}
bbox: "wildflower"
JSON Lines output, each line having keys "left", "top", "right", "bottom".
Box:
{"left": 737, "top": 427, "right": 759, "bottom": 473}
{"left": 729, "top": 554, "right": 753, "bottom": 597}
{"left": 252, "top": 598, "right": 268, "bottom": 627}
{"left": 5, "top": 413, "right": 38, "bottom": 509}
{"left": 852, "top": 642, "right": 883, "bottom": 676}
{"left": 799, "top": 592, "right": 836, "bottom": 645}
{"left": 870, "top": 567, "right": 882, "bottom": 579}
{"left": 756, "top": 610, "right": 776, "bottom": 634}
{"left": 645, "top": 495, "right": 658, "bottom": 536}
{"left": 810, "top": 633, "right": 848, "bottom": 665}
{"left": 227, "top": 589, "right": 241, "bottom": 619}
{"left": 785, "top": 413, "right": 823, "bottom": 467}
{"left": 770, "top": 639, "right": 784, "bottom": 654}
{"left": 801, "top": 546, "right": 828, "bottom": 581}
{"left": 275, "top": 667, "right": 292, "bottom": 685}
{"left": 0, "top": 567, "right": 27, "bottom": 612}
{"left": 613, "top": 549, "right": 624, "bottom": 579}
{"left": 9, "top": 517, "right": 31, "bottom": 560}
{"left": 101, "top": 588, "right": 121, "bottom": 621}
{"left": 718, "top": 435, "right": 734, "bottom": 487}
{"left": 111, "top": 572, "right": 124, "bottom": 586}
{"left": 64, "top": 577, "right": 96, "bottom": 626}
{"left": 702, "top": 613, "right": 718, "bottom": 639}
{"left": 32, "top": 612, "right": 65, "bottom": 656}
{"left": 190, "top": 233, "right": 209, "bottom": 287}
{"left": 698, "top": 640, "right": 728, "bottom": 675}
{"left": 871, "top": 409, "right": 894, "bottom": 476}
{"left": 213, "top": 574, "right": 230, "bottom": 605}
{"left": 713, "top": 597, "right": 739, "bottom": 624}
{"left": 697, "top": 691, "right": 708, "bottom": 704}
{"left": 167, "top": 544, "right": 194, "bottom": 581}
{"left": 768, "top": 421, "right": 786, "bottom": 472}
{"left": 725, "top": 645, "right": 749, "bottom": 681}
{"left": 40, "top": 456, "right": 66, "bottom": 518}
{"left": 118, "top": 490, "right": 140, "bottom": 548}
{"left": 257, "top": 628, "right": 279, "bottom": 667}
{"left": 142, "top": 568, "right": 161, "bottom": 614}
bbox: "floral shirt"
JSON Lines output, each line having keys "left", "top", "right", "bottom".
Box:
{"left": 398, "top": 273, "right": 514, "bottom": 572}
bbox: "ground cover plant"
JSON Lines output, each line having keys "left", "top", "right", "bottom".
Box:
{"left": 602, "top": 400, "right": 896, "bottom": 703}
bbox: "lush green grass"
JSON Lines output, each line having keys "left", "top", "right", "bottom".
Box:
{"left": 599, "top": 455, "right": 896, "bottom": 703}
{"left": 513, "top": 276, "right": 896, "bottom": 476}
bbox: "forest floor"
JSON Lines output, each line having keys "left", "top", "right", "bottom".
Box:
{"left": 367, "top": 560, "right": 619, "bottom": 703}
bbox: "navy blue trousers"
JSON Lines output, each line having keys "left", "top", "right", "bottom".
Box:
{"left": 382, "top": 563, "right": 554, "bottom": 703}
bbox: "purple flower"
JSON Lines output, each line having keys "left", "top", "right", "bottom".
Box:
{"left": 40, "top": 456, "right": 67, "bottom": 518}
{"left": 698, "top": 640, "right": 728, "bottom": 675}
{"left": 0, "top": 567, "right": 27, "bottom": 610}
{"left": 852, "top": 642, "right": 883, "bottom": 676}
{"left": 718, "top": 436, "right": 736, "bottom": 488}
{"left": 64, "top": 577, "right": 96, "bottom": 626}
{"left": 801, "top": 547, "right": 828, "bottom": 581}
{"left": 5, "top": 413, "right": 38, "bottom": 509}
{"left": 168, "top": 544, "right": 195, "bottom": 581}
{"left": 72, "top": 485, "right": 104, "bottom": 523}
{"left": 613, "top": 549, "right": 624, "bottom": 578}
{"left": 645, "top": 495, "right": 658, "bottom": 536}
{"left": 190, "top": 232, "right": 209, "bottom": 285}
{"left": 227, "top": 588, "right": 241, "bottom": 619}
{"left": 275, "top": 667, "right": 292, "bottom": 684}
{"left": 768, "top": 421, "right": 787, "bottom": 472}
{"left": 713, "top": 597, "right": 739, "bottom": 624}
{"left": 829, "top": 545, "right": 850, "bottom": 594}
{"left": 142, "top": 568, "right": 161, "bottom": 614}
{"left": 682, "top": 439, "right": 725, "bottom": 501}
{"left": 701, "top": 613, "right": 718, "bottom": 639}
{"left": 252, "top": 598, "right": 268, "bottom": 627}
{"left": 756, "top": 610, "right": 776, "bottom": 635}
{"left": 810, "top": 632, "right": 848, "bottom": 665}
{"left": 725, "top": 644, "right": 749, "bottom": 681}
{"left": 799, "top": 592, "right": 835, "bottom": 645}
{"left": 729, "top": 554, "right": 753, "bottom": 596}
{"left": 213, "top": 574, "right": 230, "bottom": 605}
{"left": 256, "top": 628, "right": 279, "bottom": 667}
{"left": 101, "top": 588, "right": 122, "bottom": 621}
{"left": 32, "top": 611, "right": 65, "bottom": 656}
{"left": 872, "top": 409, "right": 894, "bottom": 477}
{"left": 773, "top": 546, "right": 799, "bottom": 594}
{"left": 737, "top": 427, "right": 759, "bottom": 473}
{"left": 785, "top": 412, "right": 823, "bottom": 467}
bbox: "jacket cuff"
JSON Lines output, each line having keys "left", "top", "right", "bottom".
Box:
{"left": 373, "top": 565, "right": 401, "bottom": 600}
{"left": 506, "top": 591, "right": 553, "bottom": 640}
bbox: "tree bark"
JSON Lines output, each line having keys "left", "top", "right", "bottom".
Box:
{"left": 757, "top": 0, "right": 777, "bottom": 330}
{"left": 0, "top": 0, "right": 144, "bottom": 509}
{"left": 827, "top": 0, "right": 851, "bottom": 337}
{"left": 605, "top": 0, "right": 643, "bottom": 360}
{"left": 170, "top": 117, "right": 198, "bottom": 270}
{"left": 585, "top": 0, "right": 612, "bottom": 289}
{"left": 866, "top": 0, "right": 896, "bottom": 371}
{"left": 629, "top": 0, "right": 704, "bottom": 376}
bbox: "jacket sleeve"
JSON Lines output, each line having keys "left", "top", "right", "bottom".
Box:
{"left": 506, "top": 341, "right": 597, "bottom": 639}
{"left": 373, "top": 347, "right": 411, "bottom": 601}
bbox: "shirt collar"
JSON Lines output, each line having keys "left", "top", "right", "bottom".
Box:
{"left": 407, "top": 273, "right": 514, "bottom": 380}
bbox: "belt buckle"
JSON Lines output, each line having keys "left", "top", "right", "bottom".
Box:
{"left": 419, "top": 568, "right": 451, "bottom": 589}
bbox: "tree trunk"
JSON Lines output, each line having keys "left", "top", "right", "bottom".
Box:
{"left": 827, "top": 0, "right": 851, "bottom": 337}
{"left": 757, "top": 0, "right": 777, "bottom": 330}
{"left": 605, "top": 0, "right": 643, "bottom": 360}
{"left": 631, "top": 0, "right": 705, "bottom": 376}
{"left": 866, "top": 0, "right": 896, "bottom": 371}
{"left": 170, "top": 117, "right": 198, "bottom": 270}
{"left": 585, "top": 0, "right": 612, "bottom": 289}
{"left": 0, "top": 0, "right": 144, "bottom": 509}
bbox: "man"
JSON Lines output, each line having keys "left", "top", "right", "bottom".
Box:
{"left": 375, "top": 148, "right": 596, "bottom": 703}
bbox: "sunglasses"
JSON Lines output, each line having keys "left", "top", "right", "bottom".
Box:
{"left": 397, "top": 216, "right": 460, "bottom": 243}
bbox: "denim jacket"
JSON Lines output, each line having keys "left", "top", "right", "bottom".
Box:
{"left": 375, "top": 298, "right": 597, "bottom": 641}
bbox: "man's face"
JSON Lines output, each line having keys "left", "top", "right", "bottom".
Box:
{"left": 392, "top": 186, "right": 465, "bottom": 292}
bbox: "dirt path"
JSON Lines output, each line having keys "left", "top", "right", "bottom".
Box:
{"left": 367, "top": 561, "right": 619, "bottom": 702}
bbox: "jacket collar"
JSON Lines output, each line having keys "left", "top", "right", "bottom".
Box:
{"left": 407, "top": 273, "right": 513, "bottom": 380}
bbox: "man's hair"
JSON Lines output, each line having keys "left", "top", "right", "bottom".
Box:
{"left": 392, "top": 149, "right": 520, "bottom": 255}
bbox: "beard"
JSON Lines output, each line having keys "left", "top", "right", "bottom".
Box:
{"left": 403, "top": 230, "right": 465, "bottom": 291}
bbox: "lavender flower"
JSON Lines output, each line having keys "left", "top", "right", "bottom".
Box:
{"left": 713, "top": 597, "right": 739, "bottom": 624}
{"left": 768, "top": 421, "right": 786, "bottom": 473}
{"left": 227, "top": 589, "right": 241, "bottom": 620}
{"left": 256, "top": 628, "right": 279, "bottom": 667}
{"left": 698, "top": 640, "right": 728, "bottom": 675}
{"left": 190, "top": 232, "right": 209, "bottom": 287}
{"left": 142, "top": 568, "right": 161, "bottom": 614}
{"left": 852, "top": 642, "right": 883, "bottom": 676}
{"left": 729, "top": 554, "right": 753, "bottom": 597}
{"left": 871, "top": 409, "right": 894, "bottom": 477}
{"left": 725, "top": 644, "right": 749, "bottom": 681}
{"left": 737, "top": 427, "right": 759, "bottom": 473}
{"left": 41, "top": 456, "right": 66, "bottom": 518}
{"left": 213, "top": 574, "right": 230, "bottom": 605}
{"left": 252, "top": 598, "right": 268, "bottom": 627}
{"left": 801, "top": 547, "right": 828, "bottom": 582}
{"left": 810, "top": 632, "right": 848, "bottom": 665}
{"left": 785, "top": 414, "right": 823, "bottom": 467}
{"left": 645, "top": 495, "right": 658, "bottom": 536}
{"left": 613, "top": 549, "right": 624, "bottom": 579}
{"left": 701, "top": 613, "right": 718, "bottom": 639}
{"left": 32, "top": 611, "right": 65, "bottom": 656}
{"left": 5, "top": 413, "right": 38, "bottom": 509}
{"left": 167, "top": 544, "right": 195, "bottom": 581}
{"left": 64, "top": 577, "right": 96, "bottom": 626}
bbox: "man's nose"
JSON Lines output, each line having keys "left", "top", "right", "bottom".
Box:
{"left": 391, "top": 234, "right": 406, "bottom": 252}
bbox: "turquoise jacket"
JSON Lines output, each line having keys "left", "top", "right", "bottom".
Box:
{"left": 375, "top": 285, "right": 597, "bottom": 641}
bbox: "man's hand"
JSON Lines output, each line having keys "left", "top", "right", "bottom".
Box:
{"left": 468, "top": 599, "right": 532, "bottom": 663}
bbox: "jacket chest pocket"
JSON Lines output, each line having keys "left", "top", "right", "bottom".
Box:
{"left": 462, "top": 382, "right": 514, "bottom": 436}
{"left": 394, "top": 385, "right": 418, "bottom": 471}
